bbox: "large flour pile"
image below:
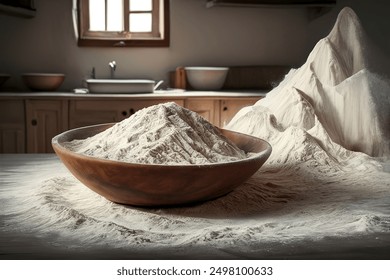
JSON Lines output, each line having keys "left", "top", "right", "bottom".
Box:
{"left": 1, "top": 7, "right": 390, "bottom": 259}
{"left": 227, "top": 7, "right": 390, "bottom": 160}
{"left": 65, "top": 102, "right": 246, "bottom": 165}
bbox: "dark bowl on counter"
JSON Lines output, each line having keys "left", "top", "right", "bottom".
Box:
{"left": 22, "top": 73, "right": 65, "bottom": 91}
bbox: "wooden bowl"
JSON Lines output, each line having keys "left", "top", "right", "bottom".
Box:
{"left": 22, "top": 73, "right": 65, "bottom": 91}
{"left": 52, "top": 123, "right": 272, "bottom": 206}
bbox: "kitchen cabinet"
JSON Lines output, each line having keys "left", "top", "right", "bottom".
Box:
{"left": 69, "top": 99, "right": 184, "bottom": 128}
{"left": 220, "top": 98, "right": 260, "bottom": 127}
{"left": 26, "top": 100, "right": 68, "bottom": 153}
{"left": 184, "top": 99, "right": 220, "bottom": 125}
{"left": 0, "top": 100, "right": 25, "bottom": 153}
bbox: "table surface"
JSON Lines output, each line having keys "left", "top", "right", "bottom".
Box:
{"left": 1, "top": 154, "right": 390, "bottom": 260}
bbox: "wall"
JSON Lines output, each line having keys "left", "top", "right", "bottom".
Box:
{"left": 1, "top": 0, "right": 390, "bottom": 91}
{"left": 0, "top": 0, "right": 309, "bottom": 91}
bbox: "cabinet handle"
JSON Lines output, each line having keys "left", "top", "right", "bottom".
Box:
{"left": 121, "top": 111, "right": 128, "bottom": 116}
{"left": 129, "top": 108, "right": 135, "bottom": 115}
{"left": 31, "top": 119, "right": 38, "bottom": 126}
{"left": 223, "top": 107, "right": 228, "bottom": 111}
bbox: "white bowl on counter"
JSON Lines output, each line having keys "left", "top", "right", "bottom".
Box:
{"left": 85, "top": 79, "right": 155, "bottom": 94}
{"left": 185, "top": 67, "right": 229, "bottom": 90}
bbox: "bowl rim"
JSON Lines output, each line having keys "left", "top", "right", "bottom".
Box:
{"left": 22, "top": 73, "right": 65, "bottom": 77}
{"left": 52, "top": 123, "right": 272, "bottom": 168}
{"left": 184, "top": 66, "right": 229, "bottom": 71}
{"left": 85, "top": 79, "right": 155, "bottom": 84}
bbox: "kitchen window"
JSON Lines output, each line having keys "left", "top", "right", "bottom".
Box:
{"left": 77, "top": 0, "right": 169, "bottom": 47}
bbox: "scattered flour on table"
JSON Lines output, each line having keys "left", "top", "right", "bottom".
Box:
{"left": 64, "top": 102, "right": 247, "bottom": 165}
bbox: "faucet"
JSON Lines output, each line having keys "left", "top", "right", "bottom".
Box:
{"left": 109, "top": 60, "right": 116, "bottom": 79}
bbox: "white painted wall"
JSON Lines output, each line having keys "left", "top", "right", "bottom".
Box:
{"left": 1, "top": 0, "right": 389, "bottom": 91}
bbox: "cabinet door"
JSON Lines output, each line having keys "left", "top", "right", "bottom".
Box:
{"left": 69, "top": 99, "right": 184, "bottom": 129}
{"left": 220, "top": 98, "right": 260, "bottom": 127}
{"left": 0, "top": 100, "right": 25, "bottom": 153}
{"left": 69, "top": 100, "right": 124, "bottom": 128}
{"left": 26, "top": 100, "right": 68, "bottom": 153}
{"left": 184, "top": 99, "right": 220, "bottom": 126}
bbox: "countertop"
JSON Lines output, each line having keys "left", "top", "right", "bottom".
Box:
{"left": 0, "top": 90, "right": 268, "bottom": 99}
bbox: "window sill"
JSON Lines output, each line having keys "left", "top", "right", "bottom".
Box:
{"left": 77, "top": 38, "right": 170, "bottom": 47}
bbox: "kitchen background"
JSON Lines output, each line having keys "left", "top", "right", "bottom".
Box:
{"left": 0, "top": 0, "right": 390, "bottom": 92}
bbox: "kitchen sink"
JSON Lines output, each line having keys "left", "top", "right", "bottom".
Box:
{"left": 86, "top": 79, "right": 155, "bottom": 94}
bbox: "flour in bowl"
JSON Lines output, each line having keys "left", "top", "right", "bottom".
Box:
{"left": 65, "top": 102, "right": 247, "bottom": 165}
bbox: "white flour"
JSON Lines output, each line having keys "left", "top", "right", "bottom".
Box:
{"left": 227, "top": 7, "right": 390, "bottom": 160}
{"left": 65, "top": 102, "right": 246, "bottom": 165}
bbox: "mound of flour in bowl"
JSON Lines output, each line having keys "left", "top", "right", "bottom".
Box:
{"left": 65, "top": 102, "right": 247, "bottom": 165}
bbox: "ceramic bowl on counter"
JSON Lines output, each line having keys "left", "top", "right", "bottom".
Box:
{"left": 85, "top": 79, "right": 155, "bottom": 94}
{"left": 184, "top": 67, "right": 229, "bottom": 90}
{"left": 52, "top": 123, "right": 272, "bottom": 207}
{"left": 22, "top": 73, "right": 65, "bottom": 91}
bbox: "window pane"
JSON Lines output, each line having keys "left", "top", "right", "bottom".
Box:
{"left": 79, "top": 0, "right": 169, "bottom": 47}
{"left": 89, "top": 0, "right": 105, "bottom": 31}
{"left": 129, "top": 0, "right": 152, "bottom": 11}
{"left": 129, "top": 13, "right": 152, "bottom": 32}
{"left": 107, "top": 0, "right": 123, "bottom": 31}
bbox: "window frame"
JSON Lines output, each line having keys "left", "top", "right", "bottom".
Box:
{"left": 77, "top": 0, "right": 170, "bottom": 47}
